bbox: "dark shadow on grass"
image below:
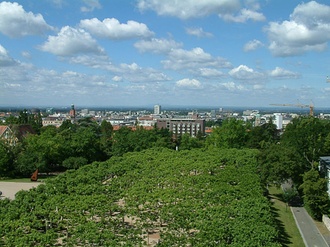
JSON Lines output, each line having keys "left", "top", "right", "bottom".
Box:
{"left": 268, "top": 194, "right": 293, "bottom": 247}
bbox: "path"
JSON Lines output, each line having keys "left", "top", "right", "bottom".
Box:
{"left": 282, "top": 181, "right": 330, "bottom": 247}
{"left": 291, "top": 206, "right": 329, "bottom": 247}
{"left": 0, "top": 181, "right": 41, "bottom": 200}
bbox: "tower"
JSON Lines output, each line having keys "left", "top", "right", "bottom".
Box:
{"left": 274, "top": 113, "right": 283, "bottom": 130}
{"left": 154, "top": 104, "right": 161, "bottom": 115}
{"left": 69, "top": 104, "right": 76, "bottom": 118}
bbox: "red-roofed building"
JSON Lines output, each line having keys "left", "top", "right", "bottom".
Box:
{"left": 0, "top": 125, "right": 17, "bottom": 145}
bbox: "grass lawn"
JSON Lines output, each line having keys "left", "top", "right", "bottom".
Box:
{"left": 268, "top": 186, "right": 305, "bottom": 247}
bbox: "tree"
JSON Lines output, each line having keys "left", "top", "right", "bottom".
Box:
{"left": 205, "top": 118, "right": 248, "bottom": 149}
{"left": 299, "top": 168, "right": 330, "bottom": 220}
{"left": 100, "top": 120, "right": 113, "bottom": 158}
{"left": 15, "top": 127, "right": 62, "bottom": 175}
{"left": 18, "top": 109, "right": 29, "bottom": 124}
{"left": 58, "top": 119, "right": 75, "bottom": 132}
{"left": 62, "top": 157, "right": 88, "bottom": 169}
{"left": 258, "top": 144, "right": 303, "bottom": 186}
{"left": 110, "top": 127, "right": 133, "bottom": 156}
{"left": 178, "top": 133, "right": 203, "bottom": 150}
{"left": 5, "top": 115, "right": 18, "bottom": 125}
{"left": 247, "top": 119, "right": 279, "bottom": 149}
{"left": 281, "top": 117, "right": 330, "bottom": 168}
{"left": 0, "top": 140, "right": 14, "bottom": 177}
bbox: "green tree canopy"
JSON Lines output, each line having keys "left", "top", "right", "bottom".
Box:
{"left": 206, "top": 118, "right": 249, "bottom": 149}
{"left": 299, "top": 168, "right": 330, "bottom": 220}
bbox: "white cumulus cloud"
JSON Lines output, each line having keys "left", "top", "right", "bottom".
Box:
{"left": 81, "top": 0, "right": 101, "bottom": 12}
{"left": 269, "top": 67, "right": 300, "bottom": 79}
{"left": 221, "top": 81, "right": 245, "bottom": 91}
{"left": 39, "top": 26, "right": 105, "bottom": 56}
{"left": 186, "top": 27, "right": 213, "bottom": 38}
{"left": 221, "top": 8, "right": 266, "bottom": 23}
{"left": 243, "top": 39, "right": 264, "bottom": 52}
{"left": 0, "top": 1, "right": 53, "bottom": 38}
{"left": 265, "top": 1, "right": 330, "bottom": 57}
{"left": 134, "top": 38, "right": 182, "bottom": 54}
{"left": 137, "top": 0, "right": 240, "bottom": 19}
{"left": 162, "top": 47, "right": 232, "bottom": 70}
{"left": 229, "top": 65, "right": 264, "bottom": 80}
{"left": 79, "top": 18, "right": 154, "bottom": 40}
{"left": 0, "top": 44, "right": 17, "bottom": 66}
{"left": 176, "top": 78, "right": 202, "bottom": 89}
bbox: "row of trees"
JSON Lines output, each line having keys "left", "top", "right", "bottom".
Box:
{"left": 0, "top": 148, "right": 282, "bottom": 246}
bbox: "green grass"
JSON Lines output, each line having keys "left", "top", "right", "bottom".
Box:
{"left": 268, "top": 186, "right": 305, "bottom": 247}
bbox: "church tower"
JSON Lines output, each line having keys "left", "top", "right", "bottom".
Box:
{"left": 69, "top": 104, "right": 76, "bottom": 119}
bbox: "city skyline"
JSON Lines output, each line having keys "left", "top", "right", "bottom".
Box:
{"left": 1, "top": 1, "right": 330, "bottom": 108}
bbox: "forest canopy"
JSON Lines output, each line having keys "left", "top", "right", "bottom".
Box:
{"left": 0, "top": 148, "right": 281, "bottom": 247}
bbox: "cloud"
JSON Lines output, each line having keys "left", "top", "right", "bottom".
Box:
{"left": 176, "top": 78, "right": 202, "bottom": 89}
{"left": 134, "top": 38, "right": 182, "bottom": 54}
{"left": 79, "top": 18, "right": 154, "bottom": 40}
{"left": 0, "top": 2, "right": 53, "bottom": 38}
{"left": 39, "top": 26, "right": 105, "bottom": 56}
{"left": 49, "top": 0, "right": 64, "bottom": 8}
{"left": 137, "top": 0, "right": 240, "bottom": 19}
{"left": 162, "top": 47, "right": 232, "bottom": 70}
{"left": 0, "top": 44, "right": 17, "bottom": 66}
{"left": 81, "top": 0, "right": 101, "bottom": 12}
{"left": 115, "top": 63, "right": 170, "bottom": 83}
{"left": 198, "top": 68, "right": 225, "bottom": 78}
{"left": 228, "top": 65, "right": 264, "bottom": 80}
{"left": 269, "top": 67, "right": 300, "bottom": 79}
{"left": 111, "top": 76, "right": 122, "bottom": 82}
{"left": 0, "top": 63, "right": 117, "bottom": 101}
{"left": 243, "top": 39, "right": 264, "bottom": 52}
{"left": 186, "top": 27, "right": 213, "bottom": 38}
{"left": 21, "top": 51, "right": 31, "bottom": 59}
{"left": 221, "top": 8, "right": 266, "bottom": 23}
{"left": 221, "top": 81, "right": 245, "bottom": 91}
{"left": 265, "top": 1, "right": 330, "bottom": 57}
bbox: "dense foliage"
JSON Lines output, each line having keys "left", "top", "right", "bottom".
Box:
{"left": 1, "top": 113, "right": 330, "bottom": 225}
{"left": 0, "top": 119, "right": 175, "bottom": 177}
{"left": 0, "top": 148, "right": 281, "bottom": 246}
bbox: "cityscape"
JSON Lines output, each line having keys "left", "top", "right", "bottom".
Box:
{"left": 1, "top": 103, "right": 330, "bottom": 137}
{"left": 1, "top": 1, "right": 330, "bottom": 245}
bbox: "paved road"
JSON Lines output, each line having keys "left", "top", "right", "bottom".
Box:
{"left": 291, "top": 206, "right": 329, "bottom": 247}
{"left": 0, "top": 181, "right": 41, "bottom": 200}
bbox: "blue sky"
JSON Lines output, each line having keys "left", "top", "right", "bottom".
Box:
{"left": 1, "top": 0, "right": 330, "bottom": 109}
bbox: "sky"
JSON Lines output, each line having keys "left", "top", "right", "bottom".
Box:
{"left": 1, "top": 0, "right": 330, "bottom": 109}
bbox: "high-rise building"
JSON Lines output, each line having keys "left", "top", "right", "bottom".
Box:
{"left": 154, "top": 104, "right": 161, "bottom": 115}
{"left": 274, "top": 113, "right": 283, "bottom": 130}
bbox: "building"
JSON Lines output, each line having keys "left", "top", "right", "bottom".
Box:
{"left": 0, "top": 125, "right": 35, "bottom": 145}
{"left": 274, "top": 113, "right": 283, "bottom": 130}
{"left": 156, "top": 118, "right": 205, "bottom": 137}
{"left": 0, "top": 125, "right": 17, "bottom": 145}
{"left": 42, "top": 117, "right": 64, "bottom": 127}
{"left": 154, "top": 104, "right": 161, "bottom": 115}
{"left": 69, "top": 104, "right": 76, "bottom": 119}
{"left": 137, "top": 116, "right": 156, "bottom": 127}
